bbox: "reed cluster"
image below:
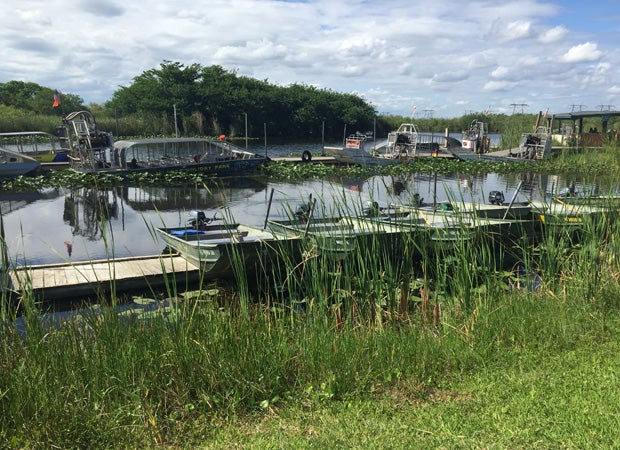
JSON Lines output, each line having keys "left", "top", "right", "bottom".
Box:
{"left": 2, "top": 190, "right": 620, "bottom": 448}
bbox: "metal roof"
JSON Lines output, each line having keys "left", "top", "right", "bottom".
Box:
{"left": 552, "top": 110, "right": 620, "bottom": 120}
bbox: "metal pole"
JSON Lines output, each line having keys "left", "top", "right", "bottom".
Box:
{"left": 0, "top": 209, "right": 9, "bottom": 290}
{"left": 303, "top": 198, "right": 317, "bottom": 237}
{"left": 173, "top": 104, "right": 179, "bottom": 138}
{"left": 373, "top": 118, "right": 376, "bottom": 149}
{"left": 264, "top": 123, "right": 267, "bottom": 158}
{"left": 263, "top": 188, "right": 275, "bottom": 230}
{"left": 502, "top": 181, "right": 523, "bottom": 220}
{"left": 244, "top": 113, "right": 248, "bottom": 150}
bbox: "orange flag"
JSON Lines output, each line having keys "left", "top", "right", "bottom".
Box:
{"left": 53, "top": 90, "right": 61, "bottom": 108}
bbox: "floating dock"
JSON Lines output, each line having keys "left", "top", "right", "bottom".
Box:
{"left": 6, "top": 254, "right": 202, "bottom": 302}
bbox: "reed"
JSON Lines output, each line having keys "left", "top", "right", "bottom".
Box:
{"left": 3, "top": 189, "right": 620, "bottom": 447}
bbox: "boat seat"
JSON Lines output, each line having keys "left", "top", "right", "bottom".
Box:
{"left": 197, "top": 231, "right": 249, "bottom": 241}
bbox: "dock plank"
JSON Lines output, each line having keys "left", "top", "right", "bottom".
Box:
{"left": 8, "top": 254, "right": 201, "bottom": 301}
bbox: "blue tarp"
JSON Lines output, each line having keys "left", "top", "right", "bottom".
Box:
{"left": 171, "top": 229, "right": 204, "bottom": 236}
{"left": 52, "top": 152, "right": 69, "bottom": 162}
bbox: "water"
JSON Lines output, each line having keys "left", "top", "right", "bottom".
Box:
{"left": 0, "top": 168, "right": 589, "bottom": 267}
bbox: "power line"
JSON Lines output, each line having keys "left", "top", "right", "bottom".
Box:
{"left": 569, "top": 104, "right": 586, "bottom": 112}
{"left": 510, "top": 103, "right": 528, "bottom": 114}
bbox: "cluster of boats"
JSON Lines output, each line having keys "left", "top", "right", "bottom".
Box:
{"left": 155, "top": 189, "right": 619, "bottom": 283}
{"left": 0, "top": 109, "right": 556, "bottom": 176}
{"left": 0, "top": 110, "right": 269, "bottom": 177}
{"left": 323, "top": 118, "right": 553, "bottom": 166}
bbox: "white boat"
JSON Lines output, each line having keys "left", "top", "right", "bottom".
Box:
{"left": 448, "top": 116, "right": 553, "bottom": 162}
{"left": 111, "top": 137, "right": 268, "bottom": 175}
{"left": 266, "top": 201, "right": 409, "bottom": 260}
{"left": 156, "top": 212, "right": 299, "bottom": 280}
{"left": 59, "top": 110, "right": 268, "bottom": 175}
{"left": 0, "top": 131, "right": 62, "bottom": 159}
{"left": 409, "top": 188, "right": 534, "bottom": 221}
{"left": 323, "top": 123, "right": 443, "bottom": 166}
{"left": 461, "top": 120, "right": 490, "bottom": 154}
{"left": 509, "top": 126, "right": 553, "bottom": 160}
{"left": 323, "top": 132, "right": 394, "bottom": 166}
{"left": 0, "top": 147, "right": 41, "bottom": 177}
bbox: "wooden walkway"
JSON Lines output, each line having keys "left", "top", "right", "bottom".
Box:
{"left": 6, "top": 254, "right": 202, "bottom": 301}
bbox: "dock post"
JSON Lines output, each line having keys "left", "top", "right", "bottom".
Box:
{"left": 0, "top": 209, "right": 10, "bottom": 296}
{"left": 263, "top": 188, "right": 275, "bottom": 229}
{"left": 502, "top": 181, "right": 523, "bottom": 220}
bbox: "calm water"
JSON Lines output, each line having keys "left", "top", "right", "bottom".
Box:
{"left": 0, "top": 164, "right": 590, "bottom": 267}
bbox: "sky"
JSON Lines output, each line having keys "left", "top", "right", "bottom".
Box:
{"left": 1, "top": 0, "right": 619, "bottom": 118}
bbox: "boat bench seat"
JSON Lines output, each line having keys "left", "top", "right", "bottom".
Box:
{"left": 180, "top": 231, "right": 250, "bottom": 242}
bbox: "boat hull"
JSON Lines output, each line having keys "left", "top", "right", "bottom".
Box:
{"left": 0, "top": 147, "right": 41, "bottom": 177}
{"left": 156, "top": 224, "right": 300, "bottom": 281}
{"left": 0, "top": 161, "right": 41, "bottom": 177}
{"left": 72, "top": 155, "right": 267, "bottom": 176}
{"left": 266, "top": 216, "right": 409, "bottom": 261}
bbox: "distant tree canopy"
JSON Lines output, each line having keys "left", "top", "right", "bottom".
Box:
{"left": 3, "top": 62, "right": 618, "bottom": 140}
{"left": 105, "top": 61, "right": 379, "bottom": 139}
{"left": 0, "top": 80, "right": 85, "bottom": 115}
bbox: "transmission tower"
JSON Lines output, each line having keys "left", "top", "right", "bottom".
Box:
{"left": 510, "top": 103, "right": 528, "bottom": 114}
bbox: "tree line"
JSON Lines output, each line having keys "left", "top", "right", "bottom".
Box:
{"left": 0, "top": 61, "right": 581, "bottom": 142}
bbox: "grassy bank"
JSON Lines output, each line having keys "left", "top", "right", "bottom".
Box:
{"left": 2, "top": 193, "right": 620, "bottom": 448}
{"left": 3, "top": 274, "right": 619, "bottom": 448}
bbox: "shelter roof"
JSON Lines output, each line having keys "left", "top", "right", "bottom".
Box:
{"left": 552, "top": 110, "right": 620, "bottom": 120}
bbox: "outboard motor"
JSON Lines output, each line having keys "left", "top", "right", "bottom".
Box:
{"left": 413, "top": 193, "right": 423, "bottom": 207}
{"left": 488, "top": 191, "right": 505, "bottom": 205}
{"left": 362, "top": 200, "right": 380, "bottom": 217}
{"left": 187, "top": 210, "right": 208, "bottom": 227}
{"left": 295, "top": 203, "right": 312, "bottom": 221}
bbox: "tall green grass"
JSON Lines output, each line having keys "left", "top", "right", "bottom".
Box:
{"left": 2, "top": 190, "right": 620, "bottom": 447}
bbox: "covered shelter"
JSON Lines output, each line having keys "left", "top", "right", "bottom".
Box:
{"left": 550, "top": 110, "right": 620, "bottom": 148}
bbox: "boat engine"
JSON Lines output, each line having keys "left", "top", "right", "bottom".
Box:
{"left": 295, "top": 203, "right": 312, "bottom": 221}
{"left": 187, "top": 210, "right": 214, "bottom": 227}
{"left": 488, "top": 191, "right": 505, "bottom": 205}
{"left": 362, "top": 200, "right": 380, "bottom": 217}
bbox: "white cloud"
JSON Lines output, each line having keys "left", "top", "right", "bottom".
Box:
{"left": 562, "top": 42, "right": 603, "bottom": 63}
{"left": 0, "top": 0, "right": 617, "bottom": 117}
{"left": 487, "top": 19, "right": 533, "bottom": 44}
{"left": 538, "top": 25, "right": 568, "bottom": 44}
{"left": 483, "top": 80, "right": 519, "bottom": 92}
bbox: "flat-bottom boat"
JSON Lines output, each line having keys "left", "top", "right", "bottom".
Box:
{"left": 0, "top": 147, "right": 41, "bottom": 177}
{"left": 156, "top": 219, "right": 299, "bottom": 280}
{"left": 266, "top": 215, "right": 408, "bottom": 261}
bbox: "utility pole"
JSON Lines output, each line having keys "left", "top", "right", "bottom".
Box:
{"left": 244, "top": 112, "right": 248, "bottom": 149}
{"left": 510, "top": 103, "right": 528, "bottom": 114}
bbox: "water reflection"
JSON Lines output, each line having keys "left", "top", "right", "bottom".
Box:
{"left": 0, "top": 189, "right": 62, "bottom": 215}
{"left": 63, "top": 189, "right": 119, "bottom": 240}
{"left": 1, "top": 172, "right": 617, "bottom": 266}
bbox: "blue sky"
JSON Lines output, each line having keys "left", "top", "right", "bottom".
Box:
{"left": 1, "top": 0, "right": 619, "bottom": 118}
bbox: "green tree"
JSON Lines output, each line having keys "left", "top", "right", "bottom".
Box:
{"left": 0, "top": 81, "right": 84, "bottom": 114}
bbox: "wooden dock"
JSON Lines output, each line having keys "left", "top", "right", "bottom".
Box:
{"left": 7, "top": 254, "right": 202, "bottom": 301}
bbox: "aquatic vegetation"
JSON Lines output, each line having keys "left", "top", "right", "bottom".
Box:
{"left": 2, "top": 146, "right": 619, "bottom": 192}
